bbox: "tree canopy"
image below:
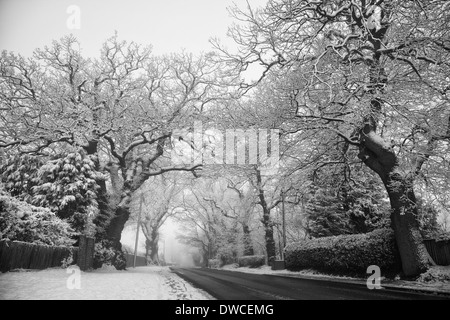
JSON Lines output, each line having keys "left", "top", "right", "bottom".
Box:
{"left": 1, "top": 1, "right": 449, "bottom": 276}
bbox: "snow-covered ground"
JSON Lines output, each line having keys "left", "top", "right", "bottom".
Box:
{"left": 0, "top": 265, "right": 213, "bottom": 300}
{"left": 221, "top": 264, "right": 355, "bottom": 280}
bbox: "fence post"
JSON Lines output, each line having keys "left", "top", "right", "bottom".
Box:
{"left": 78, "top": 235, "right": 95, "bottom": 271}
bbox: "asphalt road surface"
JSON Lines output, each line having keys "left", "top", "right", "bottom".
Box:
{"left": 171, "top": 267, "right": 448, "bottom": 300}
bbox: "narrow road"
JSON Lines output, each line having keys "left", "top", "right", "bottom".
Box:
{"left": 171, "top": 267, "right": 447, "bottom": 300}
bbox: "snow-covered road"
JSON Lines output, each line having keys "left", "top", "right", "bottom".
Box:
{"left": 0, "top": 266, "right": 212, "bottom": 300}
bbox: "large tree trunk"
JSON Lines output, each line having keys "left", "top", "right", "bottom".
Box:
{"left": 359, "top": 129, "right": 433, "bottom": 276}
{"left": 142, "top": 219, "right": 163, "bottom": 265}
{"left": 104, "top": 162, "right": 137, "bottom": 250}
{"left": 149, "top": 242, "right": 160, "bottom": 265}
{"left": 203, "top": 250, "right": 209, "bottom": 267}
{"left": 242, "top": 224, "right": 254, "bottom": 256}
{"left": 106, "top": 206, "right": 130, "bottom": 250}
{"left": 262, "top": 210, "right": 276, "bottom": 264}
{"left": 384, "top": 173, "right": 434, "bottom": 276}
{"left": 144, "top": 236, "right": 159, "bottom": 265}
{"left": 147, "top": 229, "right": 160, "bottom": 265}
{"left": 145, "top": 239, "right": 150, "bottom": 262}
{"left": 255, "top": 168, "right": 276, "bottom": 264}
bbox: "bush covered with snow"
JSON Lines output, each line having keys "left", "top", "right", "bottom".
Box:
{"left": 284, "top": 228, "right": 401, "bottom": 274}
{"left": 208, "top": 259, "right": 220, "bottom": 269}
{"left": 0, "top": 151, "right": 104, "bottom": 235}
{"left": 0, "top": 186, "right": 75, "bottom": 246}
{"left": 217, "top": 250, "right": 237, "bottom": 267}
{"left": 30, "top": 152, "right": 104, "bottom": 234}
{"left": 238, "top": 255, "right": 265, "bottom": 268}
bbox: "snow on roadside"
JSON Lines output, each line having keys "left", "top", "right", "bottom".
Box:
{"left": 0, "top": 266, "right": 212, "bottom": 300}
{"left": 221, "top": 264, "right": 356, "bottom": 280}
{"left": 417, "top": 266, "right": 450, "bottom": 283}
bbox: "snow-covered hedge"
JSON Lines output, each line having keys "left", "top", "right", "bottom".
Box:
{"left": 238, "top": 255, "right": 265, "bottom": 268}
{"left": 0, "top": 187, "right": 75, "bottom": 246}
{"left": 284, "top": 228, "right": 401, "bottom": 274}
{"left": 208, "top": 259, "right": 220, "bottom": 269}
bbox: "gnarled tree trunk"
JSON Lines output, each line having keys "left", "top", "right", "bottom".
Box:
{"left": 255, "top": 168, "right": 277, "bottom": 264}
{"left": 384, "top": 174, "right": 434, "bottom": 276}
{"left": 262, "top": 209, "right": 276, "bottom": 264}
{"left": 359, "top": 129, "right": 433, "bottom": 276}
{"left": 146, "top": 237, "right": 160, "bottom": 265}
{"left": 106, "top": 206, "right": 131, "bottom": 250}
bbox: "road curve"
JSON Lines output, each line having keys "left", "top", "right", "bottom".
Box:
{"left": 171, "top": 267, "right": 447, "bottom": 300}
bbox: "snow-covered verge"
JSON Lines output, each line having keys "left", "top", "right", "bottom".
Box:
{"left": 221, "top": 263, "right": 356, "bottom": 280}
{"left": 417, "top": 266, "right": 450, "bottom": 283}
{"left": 221, "top": 264, "right": 450, "bottom": 295}
{"left": 385, "top": 266, "right": 450, "bottom": 294}
{"left": 0, "top": 266, "right": 212, "bottom": 300}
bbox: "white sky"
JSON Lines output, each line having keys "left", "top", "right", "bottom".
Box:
{"left": 0, "top": 0, "right": 268, "bottom": 57}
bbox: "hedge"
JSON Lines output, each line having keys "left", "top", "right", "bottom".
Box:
{"left": 284, "top": 228, "right": 401, "bottom": 274}
{"left": 238, "top": 255, "right": 265, "bottom": 268}
{"left": 208, "top": 259, "right": 220, "bottom": 269}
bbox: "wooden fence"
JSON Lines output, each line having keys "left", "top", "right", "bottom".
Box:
{"left": 0, "top": 240, "right": 78, "bottom": 273}
{"left": 424, "top": 239, "right": 450, "bottom": 266}
{"left": 124, "top": 253, "right": 147, "bottom": 268}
